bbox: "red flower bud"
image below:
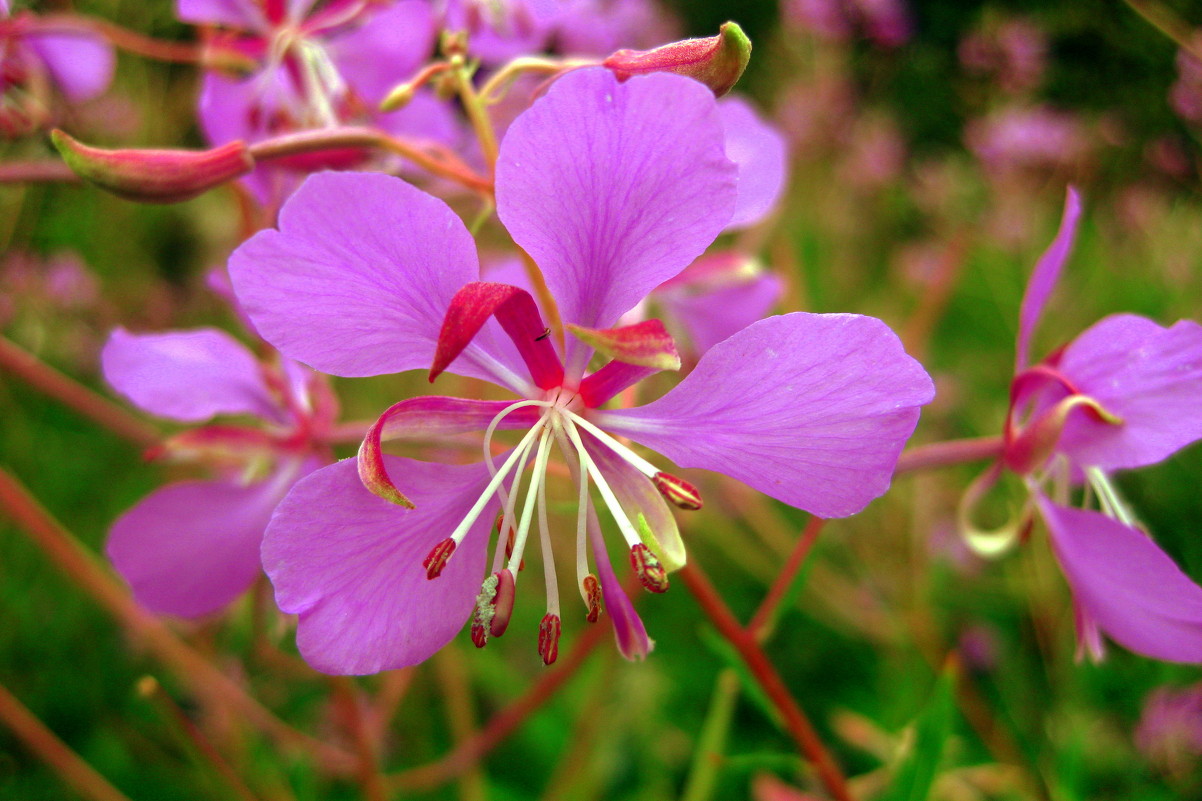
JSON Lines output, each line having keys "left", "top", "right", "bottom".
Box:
{"left": 602, "top": 21, "right": 751, "bottom": 97}
{"left": 51, "top": 129, "right": 253, "bottom": 203}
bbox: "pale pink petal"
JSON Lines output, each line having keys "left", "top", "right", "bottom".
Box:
{"left": 325, "top": 0, "right": 436, "bottom": 104}
{"left": 599, "top": 313, "right": 934, "bottom": 518}
{"left": 719, "top": 96, "right": 788, "bottom": 230}
{"left": 495, "top": 68, "right": 737, "bottom": 369}
{"left": 1016, "top": 186, "right": 1081, "bottom": 369}
{"left": 657, "top": 269, "right": 783, "bottom": 355}
{"left": 26, "top": 30, "right": 115, "bottom": 101}
{"left": 176, "top": 0, "right": 266, "bottom": 29}
{"left": 1055, "top": 314, "right": 1202, "bottom": 471}
{"left": 102, "top": 327, "right": 283, "bottom": 424}
{"left": 1037, "top": 497, "right": 1202, "bottom": 663}
{"left": 263, "top": 456, "right": 498, "bottom": 674}
{"left": 228, "top": 171, "right": 529, "bottom": 392}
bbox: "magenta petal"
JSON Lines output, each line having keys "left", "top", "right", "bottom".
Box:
{"left": 176, "top": 0, "right": 266, "bottom": 28}
{"left": 599, "top": 313, "right": 935, "bottom": 518}
{"left": 107, "top": 466, "right": 303, "bottom": 617}
{"left": 1036, "top": 497, "right": 1202, "bottom": 663}
{"left": 1016, "top": 186, "right": 1082, "bottom": 370}
{"left": 102, "top": 327, "right": 283, "bottom": 424}
{"left": 586, "top": 501, "right": 652, "bottom": 660}
{"left": 495, "top": 68, "right": 737, "bottom": 347}
{"left": 229, "top": 171, "right": 528, "bottom": 391}
{"left": 325, "top": 0, "right": 436, "bottom": 104}
{"left": 718, "top": 96, "right": 788, "bottom": 230}
{"left": 1054, "top": 314, "right": 1202, "bottom": 471}
{"left": 197, "top": 70, "right": 288, "bottom": 205}
{"left": 25, "top": 30, "right": 114, "bottom": 101}
{"left": 264, "top": 456, "right": 498, "bottom": 674}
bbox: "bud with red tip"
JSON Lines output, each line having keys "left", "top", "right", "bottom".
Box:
{"left": 602, "top": 22, "right": 751, "bottom": 97}
{"left": 51, "top": 129, "right": 253, "bottom": 203}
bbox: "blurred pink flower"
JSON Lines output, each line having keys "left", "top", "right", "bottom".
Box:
{"left": 959, "top": 17, "right": 1048, "bottom": 96}
{"left": 783, "top": 0, "right": 910, "bottom": 48}
{"left": 966, "top": 105, "right": 1090, "bottom": 176}
{"left": 1136, "top": 683, "right": 1202, "bottom": 774}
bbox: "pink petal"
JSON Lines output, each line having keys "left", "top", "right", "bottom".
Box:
{"left": 1036, "top": 497, "right": 1202, "bottom": 663}
{"left": 324, "top": 0, "right": 436, "bottom": 104}
{"left": 197, "top": 70, "right": 292, "bottom": 205}
{"left": 25, "top": 30, "right": 115, "bottom": 101}
{"left": 655, "top": 262, "right": 782, "bottom": 354}
{"left": 176, "top": 0, "right": 267, "bottom": 28}
{"left": 263, "top": 456, "right": 498, "bottom": 674}
{"left": 1055, "top": 314, "right": 1202, "bottom": 471}
{"left": 599, "top": 313, "right": 934, "bottom": 518}
{"left": 228, "top": 171, "right": 529, "bottom": 392}
{"left": 1016, "top": 186, "right": 1081, "bottom": 370}
{"left": 495, "top": 68, "right": 737, "bottom": 370}
{"left": 719, "top": 95, "right": 788, "bottom": 230}
{"left": 101, "top": 327, "right": 283, "bottom": 424}
{"left": 106, "top": 464, "right": 308, "bottom": 618}
{"left": 586, "top": 499, "right": 652, "bottom": 660}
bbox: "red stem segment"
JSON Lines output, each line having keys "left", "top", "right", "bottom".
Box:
{"left": 748, "top": 516, "right": 825, "bottom": 638}
{"left": 679, "top": 561, "right": 856, "bottom": 801}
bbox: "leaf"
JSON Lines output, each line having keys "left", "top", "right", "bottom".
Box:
{"left": 880, "top": 658, "right": 959, "bottom": 801}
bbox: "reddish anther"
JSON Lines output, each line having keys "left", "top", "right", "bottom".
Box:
{"left": 489, "top": 568, "right": 516, "bottom": 637}
{"left": 498, "top": 515, "right": 525, "bottom": 571}
{"left": 630, "top": 544, "right": 669, "bottom": 593}
{"left": 470, "top": 620, "right": 488, "bottom": 648}
{"left": 538, "top": 614, "right": 562, "bottom": 665}
{"left": 652, "top": 471, "right": 703, "bottom": 511}
{"left": 422, "top": 537, "right": 456, "bottom": 580}
{"left": 582, "top": 574, "right": 603, "bottom": 622}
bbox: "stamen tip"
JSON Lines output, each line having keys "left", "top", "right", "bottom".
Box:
{"left": 630, "top": 544, "right": 669, "bottom": 593}
{"left": 652, "top": 471, "right": 703, "bottom": 511}
{"left": 423, "top": 537, "right": 457, "bottom": 580}
{"left": 538, "top": 614, "right": 561, "bottom": 665}
{"left": 582, "top": 574, "right": 603, "bottom": 622}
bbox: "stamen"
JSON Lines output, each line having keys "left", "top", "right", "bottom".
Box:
{"left": 652, "top": 471, "right": 703, "bottom": 510}
{"left": 448, "top": 419, "right": 546, "bottom": 548}
{"left": 422, "top": 538, "right": 456, "bottom": 580}
{"left": 561, "top": 418, "right": 642, "bottom": 549}
{"left": 1086, "top": 466, "right": 1137, "bottom": 527}
{"left": 536, "top": 437, "right": 560, "bottom": 616}
{"left": 630, "top": 543, "right": 669, "bottom": 593}
{"left": 506, "top": 429, "right": 552, "bottom": 575}
{"left": 582, "top": 574, "right": 602, "bottom": 622}
{"left": 564, "top": 411, "right": 659, "bottom": 478}
{"left": 538, "top": 614, "right": 562, "bottom": 665}
{"left": 498, "top": 515, "right": 524, "bottom": 571}
{"left": 471, "top": 568, "right": 516, "bottom": 646}
{"left": 489, "top": 568, "right": 516, "bottom": 637}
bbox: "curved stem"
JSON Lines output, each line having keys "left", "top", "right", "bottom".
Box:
{"left": 895, "top": 435, "right": 1003, "bottom": 475}
{"left": 32, "top": 14, "right": 209, "bottom": 64}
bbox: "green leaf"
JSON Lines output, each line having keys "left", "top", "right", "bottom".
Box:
{"left": 881, "top": 659, "right": 959, "bottom": 801}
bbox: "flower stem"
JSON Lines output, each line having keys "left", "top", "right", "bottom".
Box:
{"left": 678, "top": 561, "right": 856, "bottom": 801}
{"left": 330, "top": 677, "right": 388, "bottom": 801}
{"left": 0, "top": 680, "right": 134, "bottom": 801}
{"left": 1121, "top": 0, "right": 1202, "bottom": 62}
{"left": 451, "top": 57, "right": 499, "bottom": 170}
{"left": 0, "top": 160, "right": 80, "bottom": 184}
{"left": 0, "top": 467, "right": 358, "bottom": 775}
{"left": 748, "top": 516, "right": 826, "bottom": 639}
{"left": 0, "top": 336, "right": 160, "bottom": 448}
{"left": 896, "top": 435, "right": 1003, "bottom": 474}
{"left": 32, "top": 14, "right": 210, "bottom": 64}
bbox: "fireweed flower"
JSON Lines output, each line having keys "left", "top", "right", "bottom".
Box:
{"left": 0, "top": 0, "right": 114, "bottom": 137}
{"left": 965, "top": 188, "right": 1202, "bottom": 663}
{"left": 103, "top": 327, "right": 335, "bottom": 617}
{"left": 183, "top": 0, "right": 451, "bottom": 203}
{"left": 230, "top": 68, "right": 933, "bottom": 674}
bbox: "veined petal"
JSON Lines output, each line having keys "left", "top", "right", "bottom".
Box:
{"left": 578, "top": 361, "right": 660, "bottom": 408}
{"left": 263, "top": 457, "right": 497, "bottom": 674}
{"left": 102, "top": 327, "right": 283, "bottom": 424}
{"left": 1016, "top": 186, "right": 1082, "bottom": 370}
{"left": 324, "top": 0, "right": 436, "bottom": 104}
{"left": 25, "top": 30, "right": 114, "bottom": 101}
{"left": 106, "top": 462, "right": 310, "bottom": 618}
{"left": 598, "top": 313, "right": 935, "bottom": 518}
{"left": 176, "top": 0, "right": 267, "bottom": 28}
{"left": 1055, "top": 314, "right": 1202, "bottom": 471}
{"left": 357, "top": 395, "right": 541, "bottom": 506}
{"left": 719, "top": 96, "right": 788, "bottom": 230}
{"left": 495, "top": 68, "right": 737, "bottom": 364}
{"left": 1036, "top": 496, "right": 1202, "bottom": 663}
{"left": 228, "top": 172, "right": 529, "bottom": 392}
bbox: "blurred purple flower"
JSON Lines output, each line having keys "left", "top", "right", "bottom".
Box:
{"left": 1136, "top": 682, "right": 1202, "bottom": 774}
{"left": 1170, "top": 36, "right": 1202, "bottom": 127}
{"left": 103, "top": 327, "right": 336, "bottom": 617}
{"left": 228, "top": 68, "right": 933, "bottom": 674}
{"left": 970, "top": 188, "right": 1202, "bottom": 664}
{"left": 184, "top": 0, "right": 451, "bottom": 204}
{"left": 959, "top": 17, "right": 1048, "bottom": 96}
{"left": 0, "top": 1, "right": 114, "bottom": 136}
{"left": 782, "top": 0, "right": 910, "bottom": 48}
{"left": 966, "top": 105, "right": 1090, "bottom": 176}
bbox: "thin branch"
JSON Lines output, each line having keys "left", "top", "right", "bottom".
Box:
{"left": 0, "top": 161, "right": 80, "bottom": 184}
{"left": 0, "top": 680, "right": 134, "bottom": 801}
{"left": 32, "top": 15, "right": 209, "bottom": 64}
{"left": 895, "top": 436, "right": 1003, "bottom": 475}
{"left": 748, "top": 516, "right": 826, "bottom": 638}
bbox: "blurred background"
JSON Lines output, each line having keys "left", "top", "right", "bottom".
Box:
{"left": 4, "top": 1, "right": 1202, "bottom": 799}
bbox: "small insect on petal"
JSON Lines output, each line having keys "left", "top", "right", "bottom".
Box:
{"left": 538, "top": 614, "right": 562, "bottom": 665}
{"left": 630, "top": 544, "right": 669, "bottom": 593}
{"left": 652, "top": 471, "right": 703, "bottom": 511}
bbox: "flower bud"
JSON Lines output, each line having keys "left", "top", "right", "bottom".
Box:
{"left": 51, "top": 129, "right": 254, "bottom": 203}
{"left": 602, "top": 22, "right": 751, "bottom": 97}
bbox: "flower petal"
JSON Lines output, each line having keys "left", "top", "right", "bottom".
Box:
{"left": 228, "top": 171, "right": 529, "bottom": 392}
{"left": 106, "top": 464, "right": 307, "bottom": 618}
{"left": 323, "top": 0, "right": 436, "bottom": 104}
{"left": 176, "top": 0, "right": 266, "bottom": 28}
{"left": 1016, "top": 186, "right": 1081, "bottom": 370}
{"left": 1054, "top": 314, "right": 1202, "bottom": 471}
{"left": 25, "top": 30, "right": 115, "bottom": 101}
{"left": 586, "top": 499, "right": 652, "bottom": 660}
{"left": 263, "top": 456, "right": 498, "bottom": 674}
{"left": 102, "top": 327, "right": 283, "bottom": 424}
{"left": 598, "top": 313, "right": 935, "bottom": 518}
{"left": 718, "top": 95, "right": 788, "bottom": 230}
{"left": 495, "top": 68, "right": 737, "bottom": 364}
{"left": 1036, "top": 497, "right": 1202, "bottom": 663}
{"left": 654, "top": 255, "right": 783, "bottom": 354}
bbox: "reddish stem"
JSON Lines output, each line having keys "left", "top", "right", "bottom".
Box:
{"left": 678, "top": 561, "right": 855, "bottom": 801}
{"left": 748, "top": 516, "right": 826, "bottom": 638}
{"left": 33, "top": 14, "right": 208, "bottom": 63}
{"left": 0, "top": 467, "right": 358, "bottom": 775}
{"left": 0, "top": 680, "right": 134, "bottom": 801}
{"left": 0, "top": 160, "right": 80, "bottom": 184}
{"left": 895, "top": 435, "right": 1003, "bottom": 475}
{"left": 0, "top": 336, "right": 160, "bottom": 448}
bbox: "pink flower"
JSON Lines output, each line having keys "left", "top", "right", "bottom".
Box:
{"left": 229, "top": 68, "right": 933, "bottom": 674}
{"left": 103, "top": 327, "right": 335, "bottom": 617}
{"left": 970, "top": 188, "right": 1202, "bottom": 663}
